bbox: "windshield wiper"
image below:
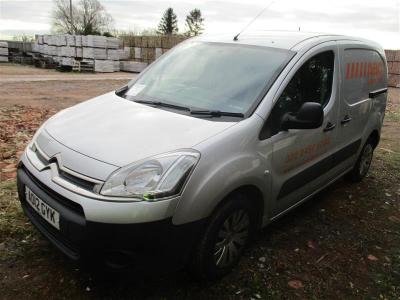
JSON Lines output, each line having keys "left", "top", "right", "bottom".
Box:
{"left": 134, "top": 99, "right": 191, "bottom": 112}
{"left": 190, "top": 110, "right": 244, "bottom": 118}
{"left": 134, "top": 99, "right": 244, "bottom": 118}
{"left": 115, "top": 85, "right": 129, "bottom": 96}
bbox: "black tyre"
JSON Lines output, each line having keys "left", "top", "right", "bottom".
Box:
{"left": 346, "top": 138, "right": 375, "bottom": 182}
{"left": 190, "top": 193, "right": 256, "bottom": 280}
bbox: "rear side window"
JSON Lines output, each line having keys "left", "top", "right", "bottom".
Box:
{"left": 261, "top": 51, "right": 334, "bottom": 138}
{"left": 342, "top": 49, "right": 386, "bottom": 104}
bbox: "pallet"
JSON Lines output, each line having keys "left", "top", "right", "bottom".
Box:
{"left": 72, "top": 60, "right": 94, "bottom": 72}
{"left": 30, "top": 53, "right": 57, "bottom": 69}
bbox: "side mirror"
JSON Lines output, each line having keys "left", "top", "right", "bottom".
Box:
{"left": 281, "top": 102, "right": 323, "bottom": 130}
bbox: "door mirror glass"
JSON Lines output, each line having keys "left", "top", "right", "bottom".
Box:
{"left": 281, "top": 102, "right": 324, "bottom": 130}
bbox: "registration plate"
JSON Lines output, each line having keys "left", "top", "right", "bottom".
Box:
{"left": 25, "top": 186, "right": 60, "bottom": 230}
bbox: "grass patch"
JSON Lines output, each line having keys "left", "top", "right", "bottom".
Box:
{"left": 0, "top": 180, "right": 27, "bottom": 238}
{"left": 385, "top": 113, "right": 400, "bottom": 122}
{"left": 0, "top": 180, "right": 39, "bottom": 259}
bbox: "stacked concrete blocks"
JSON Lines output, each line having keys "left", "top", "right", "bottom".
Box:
{"left": 0, "top": 41, "right": 9, "bottom": 62}
{"left": 385, "top": 50, "right": 400, "bottom": 88}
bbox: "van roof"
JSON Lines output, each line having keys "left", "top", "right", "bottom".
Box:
{"left": 195, "top": 31, "right": 380, "bottom": 51}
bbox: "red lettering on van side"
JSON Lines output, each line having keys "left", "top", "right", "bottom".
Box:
{"left": 355, "top": 62, "right": 359, "bottom": 78}
{"left": 364, "top": 62, "right": 368, "bottom": 77}
{"left": 346, "top": 63, "right": 350, "bottom": 79}
{"left": 345, "top": 61, "right": 384, "bottom": 84}
{"left": 368, "top": 62, "right": 372, "bottom": 77}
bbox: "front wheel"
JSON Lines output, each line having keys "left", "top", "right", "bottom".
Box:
{"left": 346, "top": 139, "right": 375, "bottom": 182}
{"left": 190, "top": 194, "right": 255, "bottom": 280}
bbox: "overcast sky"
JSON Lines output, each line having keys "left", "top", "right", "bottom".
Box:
{"left": 0, "top": 0, "right": 399, "bottom": 48}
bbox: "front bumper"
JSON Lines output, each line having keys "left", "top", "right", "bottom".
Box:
{"left": 17, "top": 164, "right": 206, "bottom": 270}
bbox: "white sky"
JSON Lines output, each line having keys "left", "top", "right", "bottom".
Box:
{"left": 0, "top": 0, "right": 399, "bottom": 49}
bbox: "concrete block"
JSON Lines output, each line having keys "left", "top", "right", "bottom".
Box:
{"left": 83, "top": 47, "right": 107, "bottom": 59}
{"left": 141, "top": 36, "right": 148, "bottom": 48}
{"left": 388, "top": 74, "right": 400, "bottom": 87}
{"left": 133, "top": 36, "right": 141, "bottom": 48}
{"left": 141, "top": 47, "right": 148, "bottom": 60}
{"left": 154, "top": 37, "right": 162, "bottom": 48}
{"left": 107, "top": 37, "right": 119, "bottom": 49}
{"left": 388, "top": 62, "right": 400, "bottom": 75}
{"left": 161, "top": 36, "right": 172, "bottom": 48}
{"left": 107, "top": 49, "right": 120, "bottom": 60}
{"left": 147, "top": 36, "right": 156, "bottom": 48}
{"left": 75, "top": 35, "right": 82, "bottom": 47}
{"left": 76, "top": 47, "right": 83, "bottom": 58}
{"left": 120, "top": 61, "right": 148, "bottom": 73}
{"left": 61, "top": 57, "right": 74, "bottom": 66}
{"left": 395, "top": 50, "right": 400, "bottom": 62}
{"left": 134, "top": 47, "right": 141, "bottom": 59}
{"left": 66, "top": 35, "right": 75, "bottom": 46}
{"left": 0, "top": 48, "right": 8, "bottom": 56}
{"left": 94, "top": 59, "right": 115, "bottom": 72}
{"left": 147, "top": 48, "right": 156, "bottom": 61}
{"left": 155, "top": 48, "right": 162, "bottom": 59}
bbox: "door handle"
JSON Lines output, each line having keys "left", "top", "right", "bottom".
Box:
{"left": 341, "top": 115, "right": 352, "bottom": 125}
{"left": 369, "top": 88, "right": 387, "bottom": 98}
{"left": 323, "top": 122, "right": 336, "bottom": 132}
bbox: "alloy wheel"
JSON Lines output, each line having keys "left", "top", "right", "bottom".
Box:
{"left": 214, "top": 209, "right": 250, "bottom": 268}
{"left": 359, "top": 144, "right": 373, "bottom": 177}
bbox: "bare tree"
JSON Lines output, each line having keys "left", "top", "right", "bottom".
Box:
{"left": 12, "top": 34, "right": 35, "bottom": 42}
{"left": 52, "top": 0, "right": 114, "bottom": 35}
{"left": 52, "top": 0, "right": 78, "bottom": 34}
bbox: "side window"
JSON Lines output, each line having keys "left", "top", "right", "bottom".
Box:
{"left": 263, "top": 51, "right": 334, "bottom": 138}
{"left": 342, "top": 49, "right": 386, "bottom": 104}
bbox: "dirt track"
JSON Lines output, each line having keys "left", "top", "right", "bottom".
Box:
{"left": 0, "top": 63, "right": 132, "bottom": 109}
{"left": 0, "top": 63, "right": 135, "bottom": 82}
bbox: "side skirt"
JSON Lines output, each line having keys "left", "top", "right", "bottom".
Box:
{"left": 262, "top": 167, "right": 353, "bottom": 226}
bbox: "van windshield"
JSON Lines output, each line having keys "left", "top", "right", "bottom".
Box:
{"left": 124, "top": 42, "right": 294, "bottom": 117}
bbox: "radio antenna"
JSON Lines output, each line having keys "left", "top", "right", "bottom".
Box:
{"left": 233, "top": 0, "right": 276, "bottom": 41}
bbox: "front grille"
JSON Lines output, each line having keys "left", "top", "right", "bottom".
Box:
{"left": 33, "top": 146, "right": 97, "bottom": 192}
{"left": 22, "top": 164, "right": 85, "bottom": 217}
{"left": 58, "top": 169, "right": 96, "bottom": 191}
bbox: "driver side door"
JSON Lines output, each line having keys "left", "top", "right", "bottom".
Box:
{"left": 264, "top": 44, "right": 341, "bottom": 216}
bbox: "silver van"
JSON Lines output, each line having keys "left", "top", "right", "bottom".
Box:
{"left": 18, "top": 31, "right": 388, "bottom": 279}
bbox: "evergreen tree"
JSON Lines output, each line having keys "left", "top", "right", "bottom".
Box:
{"left": 157, "top": 8, "right": 179, "bottom": 35}
{"left": 185, "top": 9, "right": 204, "bottom": 37}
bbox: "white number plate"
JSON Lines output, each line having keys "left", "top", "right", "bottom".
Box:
{"left": 25, "top": 186, "right": 60, "bottom": 230}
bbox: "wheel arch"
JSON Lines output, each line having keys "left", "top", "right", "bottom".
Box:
{"left": 368, "top": 129, "right": 380, "bottom": 149}
{"left": 210, "top": 185, "right": 265, "bottom": 229}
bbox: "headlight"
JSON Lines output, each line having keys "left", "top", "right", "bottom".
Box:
{"left": 100, "top": 150, "right": 200, "bottom": 201}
